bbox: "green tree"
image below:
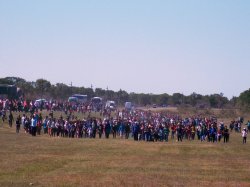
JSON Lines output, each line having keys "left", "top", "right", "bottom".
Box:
{"left": 95, "top": 88, "right": 106, "bottom": 97}
{"left": 35, "top": 79, "right": 51, "bottom": 98}
{"left": 209, "top": 94, "right": 228, "bottom": 108}
{"left": 172, "top": 93, "right": 184, "bottom": 106}
{"left": 157, "top": 94, "right": 169, "bottom": 106}
{"left": 238, "top": 89, "right": 250, "bottom": 110}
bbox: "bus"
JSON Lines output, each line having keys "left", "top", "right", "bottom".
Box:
{"left": 91, "top": 97, "right": 103, "bottom": 111}
{"left": 69, "top": 94, "right": 88, "bottom": 104}
{"left": 125, "top": 102, "right": 132, "bottom": 111}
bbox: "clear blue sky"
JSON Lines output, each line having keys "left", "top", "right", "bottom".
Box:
{"left": 0, "top": 0, "right": 249, "bottom": 98}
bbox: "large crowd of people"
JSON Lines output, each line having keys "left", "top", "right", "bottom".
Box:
{"left": 0, "top": 98, "right": 92, "bottom": 113}
{"left": 0, "top": 98, "right": 249, "bottom": 144}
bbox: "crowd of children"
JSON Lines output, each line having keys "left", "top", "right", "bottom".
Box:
{"left": 1, "top": 106, "right": 248, "bottom": 144}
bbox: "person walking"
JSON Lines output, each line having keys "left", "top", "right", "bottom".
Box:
{"left": 16, "top": 115, "right": 21, "bottom": 133}
{"left": 98, "top": 121, "right": 103, "bottom": 139}
{"left": 223, "top": 126, "right": 229, "bottom": 143}
{"left": 31, "top": 115, "right": 37, "bottom": 136}
{"left": 177, "top": 125, "right": 183, "bottom": 142}
{"left": 133, "top": 122, "right": 140, "bottom": 141}
{"left": 8, "top": 111, "right": 14, "bottom": 128}
{"left": 105, "top": 120, "right": 111, "bottom": 139}
{"left": 242, "top": 128, "right": 247, "bottom": 144}
{"left": 43, "top": 116, "right": 48, "bottom": 134}
{"left": 1, "top": 109, "right": 6, "bottom": 124}
{"left": 112, "top": 121, "right": 117, "bottom": 138}
{"left": 125, "top": 122, "right": 130, "bottom": 139}
{"left": 163, "top": 124, "right": 170, "bottom": 142}
{"left": 247, "top": 120, "right": 250, "bottom": 132}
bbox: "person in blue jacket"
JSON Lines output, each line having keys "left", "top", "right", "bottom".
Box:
{"left": 133, "top": 121, "right": 140, "bottom": 141}
{"left": 247, "top": 120, "right": 250, "bottom": 131}
{"left": 209, "top": 125, "right": 217, "bottom": 143}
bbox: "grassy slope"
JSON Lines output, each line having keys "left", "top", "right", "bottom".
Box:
{"left": 0, "top": 111, "right": 250, "bottom": 187}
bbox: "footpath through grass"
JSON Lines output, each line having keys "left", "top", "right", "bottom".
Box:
{"left": 0, "top": 112, "right": 250, "bottom": 187}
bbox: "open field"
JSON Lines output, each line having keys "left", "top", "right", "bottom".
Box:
{"left": 0, "top": 111, "right": 250, "bottom": 187}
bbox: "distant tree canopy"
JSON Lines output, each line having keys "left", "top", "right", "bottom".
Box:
{"left": 238, "top": 89, "right": 250, "bottom": 110}
{"left": 0, "top": 77, "right": 249, "bottom": 109}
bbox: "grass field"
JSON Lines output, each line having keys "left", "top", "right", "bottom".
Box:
{"left": 0, "top": 111, "right": 250, "bottom": 187}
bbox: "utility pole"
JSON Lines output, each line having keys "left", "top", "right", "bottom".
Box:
{"left": 70, "top": 82, "right": 73, "bottom": 95}
{"left": 41, "top": 79, "right": 44, "bottom": 99}
{"left": 106, "top": 86, "right": 109, "bottom": 100}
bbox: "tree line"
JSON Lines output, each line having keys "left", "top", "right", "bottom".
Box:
{"left": 0, "top": 77, "right": 249, "bottom": 110}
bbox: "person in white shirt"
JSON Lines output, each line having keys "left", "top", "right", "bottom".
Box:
{"left": 21, "top": 114, "right": 25, "bottom": 129}
{"left": 242, "top": 128, "right": 247, "bottom": 144}
{"left": 31, "top": 116, "right": 37, "bottom": 136}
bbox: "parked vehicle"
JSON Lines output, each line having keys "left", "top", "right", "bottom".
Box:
{"left": 34, "top": 99, "right": 47, "bottom": 108}
{"left": 0, "top": 84, "right": 22, "bottom": 99}
{"left": 105, "top": 100, "right": 116, "bottom": 110}
{"left": 91, "top": 97, "right": 103, "bottom": 111}
{"left": 70, "top": 94, "right": 88, "bottom": 104}
{"left": 68, "top": 96, "right": 78, "bottom": 103}
{"left": 125, "top": 102, "right": 132, "bottom": 111}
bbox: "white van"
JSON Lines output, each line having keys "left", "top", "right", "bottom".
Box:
{"left": 105, "top": 100, "right": 116, "bottom": 110}
{"left": 34, "top": 99, "right": 47, "bottom": 108}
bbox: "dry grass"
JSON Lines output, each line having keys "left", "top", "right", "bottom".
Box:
{"left": 0, "top": 111, "right": 250, "bottom": 187}
{"left": 139, "top": 107, "right": 178, "bottom": 113}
